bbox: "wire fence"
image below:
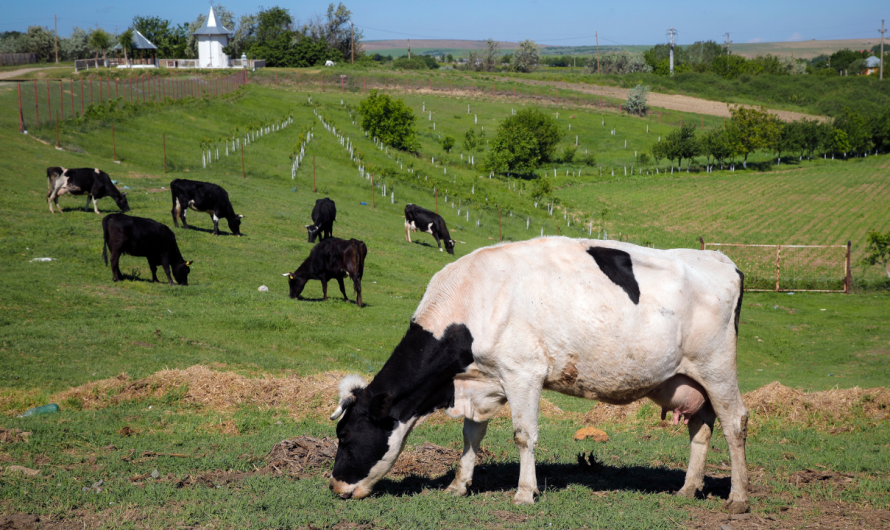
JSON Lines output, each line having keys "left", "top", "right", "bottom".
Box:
{"left": 12, "top": 70, "right": 250, "bottom": 134}
{"left": 704, "top": 242, "right": 851, "bottom": 293}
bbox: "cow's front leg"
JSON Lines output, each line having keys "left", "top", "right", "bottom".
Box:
{"left": 92, "top": 196, "right": 100, "bottom": 215}
{"left": 84, "top": 194, "right": 92, "bottom": 212}
{"left": 336, "top": 277, "right": 349, "bottom": 302}
{"left": 446, "top": 419, "right": 488, "bottom": 496}
{"left": 211, "top": 213, "right": 220, "bottom": 236}
{"left": 677, "top": 403, "right": 716, "bottom": 499}
{"left": 404, "top": 220, "right": 412, "bottom": 242}
{"left": 505, "top": 379, "right": 543, "bottom": 504}
{"left": 149, "top": 263, "right": 160, "bottom": 283}
{"left": 161, "top": 263, "right": 174, "bottom": 285}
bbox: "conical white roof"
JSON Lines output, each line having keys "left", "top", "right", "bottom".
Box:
{"left": 193, "top": 6, "right": 233, "bottom": 36}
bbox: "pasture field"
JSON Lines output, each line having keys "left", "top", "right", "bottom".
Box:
{"left": 0, "top": 77, "right": 888, "bottom": 528}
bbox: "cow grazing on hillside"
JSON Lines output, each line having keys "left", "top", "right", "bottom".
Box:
{"left": 170, "top": 179, "right": 243, "bottom": 236}
{"left": 102, "top": 213, "right": 192, "bottom": 285}
{"left": 404, "top": 204, "right": 455, "bottom": 254}
{"left": 47, "top": 167, "right": 130, "bottom": 214}
{"left": 328, "top": 238, "right": 750, "bottom": 513}
{"left": 306, "top": 197, "right": 336, "bottom": 243}
{"left": 282, "top": 237, "right": 367, "bottom": 307}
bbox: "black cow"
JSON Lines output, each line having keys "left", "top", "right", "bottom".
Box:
{"left": 404, "top": 204, "right": 455, "bottom": 254}
{"left": 170, "top": 179, "right": 243, "bottom": 236}
{"left": 102, "top": 213, "right": 192, "bottom": 285}
{"left": 282, "top": 237, "right": 367, "bottom": 307}
{"left": 47, "top": 167, "right": 130, "bottom": 214}
{"left": 306, "top": 197, "right": 336, "bottom": 243}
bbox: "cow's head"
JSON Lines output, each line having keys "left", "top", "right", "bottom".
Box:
{"left": 282, "top": 272, "right": 308, "bottom": 299}
{"left": 174, "top": 260, "right": 192, "bottom": 286}
{"left": 329, "top": 375, "right": 406, "bottom": 500}
{"left": 445, "top": 239, "right": 456, "bottom": 255}
{"left": 115, "top": 193, "right": 131, "bottom": 213}
{"left": 227, "top": 214, "right": 244, "bottom": 237}
{"left": 306, "top": 224, "right": 320, "bottom": 243}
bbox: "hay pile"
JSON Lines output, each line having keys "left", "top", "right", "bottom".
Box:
{"left": 265, "top": 436, "right": 338, "bottom": 476}
{"left": 52, "top": 366, "right": 349, "bottom": 420}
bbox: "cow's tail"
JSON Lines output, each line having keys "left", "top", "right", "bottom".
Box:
{"left": 102, "top": 216, "right": 110, "bottom": 266}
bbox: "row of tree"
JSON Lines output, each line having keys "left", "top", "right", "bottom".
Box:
{"left": 0, "top": 2, "right": 361, "bottom": 66}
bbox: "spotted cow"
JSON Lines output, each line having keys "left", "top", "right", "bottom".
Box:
{"left": 47, "top": 167, "right": 130, "bottom": 214}
{"left": 404, "top": 204, "right": 455, "bottom": 254}
{"left": 170, "top": 179, "right": 243, "bottom": 236}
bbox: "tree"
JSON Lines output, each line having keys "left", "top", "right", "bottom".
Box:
{"left": 464, "top": 128, "right": 485, "bottom": 156}
{"left": 862, "top": 229, "right": 890, "bottom": 278}
{"left": 700, "top": 129, "right": 736, "bottom": 168}
{"left": 88, "top": 29, "right": 111, "bottom": 61}
{"left": 301, "top": 3, "right": 363, "bottom": 60}
{"left": 482, "top": 38, "right": 500, "bottom": 72}
{"left": 226, "top": 14, "right": 258, "bottom": 57}
{"left": 60, "top": 27, "right": 91, "bottom": 60}
{"left": 587, "top": 51, "right": 651, "bottom": 74}
{"left": 664, "top": 124, "right": 700, "bottom": 168}
{"left": 834, "top": 109, "right": 873, "bottom": 154}
{"left": 623, "top": 84, "right": 649, "bottom": 115}
{"left": 510, "top": 41, "right": 538, "bottom": 72}
{"left": 22, "top": 26, "right": 54, "bottom": 62}
{"left": 117, "top": 29, "right": 134, "bottom": 64}
{"left": 358, "top": 90, "right": 418, "bottom": 152}
{"left": 483, "top": 108, "right": 562, "bottom": 175}
{"left": 441, "top": 136, "right": 455, "bottom": 153}
{"left": 728, "top": 105, "right": 781, "bottom": 165}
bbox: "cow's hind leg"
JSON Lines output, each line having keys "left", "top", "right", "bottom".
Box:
{"left": 700, "top": 377, "right": 749, "bottom": 513}
{"left": 504, "top": 378, "right": 543, "bottom": 504}
{"left": 677, "top": 403, "right": 716, "bottom": 499}
{"left": 321, "top": 280, "right": 328, "bottom": 301}
{"left": 446, "top": 419, "right": 488, "bottom": 496}
{"left": 336, "top": 277, "right": 349, "bottom": 302}
{"left": 84, "top": 194, "right": 92, "bottom": 212}
{"left": 110, "top": 250, "right": 123, "bottom": 282}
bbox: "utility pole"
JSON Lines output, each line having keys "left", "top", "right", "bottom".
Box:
{"left": 407, "top": 39, "right": 411, "bottom": 59}
{"left": 880, "top": 20, "right": 886, "bottom": 81}
{"left": 667, "top": 26, "right": 677, "bottom": 76}
{"left": 54, "top": 15, "right": 58, "bottom": 63}
{"left": 595, "top": 31, "right": 600, "bottom": 74}
{"left": 724, "top": 32, "right": 732, "bottom": 55}
{"left": 350, "top": 22, "right": 354, "bottom": 64}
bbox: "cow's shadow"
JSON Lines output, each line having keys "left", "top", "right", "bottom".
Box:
{"left": 296, "top": 297, "right": 367, "bottom": 307}
{"left": 181, "top": 226, "right": 235, "bottom": 236}
{"left": 374, "top": 459, "right": 732, "bottom": 500}
{"left": 410, "top": 240, "right": 437, "bottom": 249}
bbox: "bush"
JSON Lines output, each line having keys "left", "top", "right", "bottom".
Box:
{"left": 358, "top": 90, "right": 419, "bottom": 152}
{"left": 392, "top": 56, "right": 437, "bottom": 70}
{"left": 582, "top": 151, "right": 596, "bottom": 166}
{"left": 483, "top": 108, "right": 562, "bottom": 175}
{"left": 623, "top": 84, "right": 649, "bottom": 115}
{"left": 560, "top": 145, "right": 577, "bottom": 164}
{"left": 441, "top": 136, "right": 455, "bottom": 153}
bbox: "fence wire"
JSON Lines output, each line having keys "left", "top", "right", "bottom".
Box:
{"left": 706, "top": 243, "right": 848, "bottom": 292}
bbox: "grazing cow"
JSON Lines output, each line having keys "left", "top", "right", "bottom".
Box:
{"left": 102, "top": 213, "right": 192, "bottom": 285}
{"left": 328, "top": 238, "right": 750, "bottom": 513}
{"left": 404, "top": 204, "right": 455, "bottom": 254}
{"left": 170, "top": 179, "right": 243, "bottom": 236}
{"left": 306, "top": 197, "right": 337, "bottom": 243}
{"left": 47, "top": 167, "right": 130, "bottom": 214}
{"left": 282, "top": 237, "right": 367, "bottom": 307}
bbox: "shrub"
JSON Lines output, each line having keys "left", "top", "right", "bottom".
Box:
{"left": 561, "top": 145, "right": 577, "bottom": 164}
{"left": 441, "top": 136, "right": 455, "bottom": 153}
{"left": 483, "top": 108, "right": 562, "bottom": 174}
{"left": 358, "top": 90, "right": 419, "bottom": 152}
{"left": 623, "top": 84, "right": 649, "bottom": 115}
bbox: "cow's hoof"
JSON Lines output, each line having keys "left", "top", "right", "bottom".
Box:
{"left": 676, "top": 484, "right": 702, "bottom": 500}
{"left": 445, "top": 482, "right": 467, "bottom": 497}
{"left": 724, "top": 497, "right": 749, "bottom": 514}
{"left": 512, "top": 490, "right": 536, "bottom": 505}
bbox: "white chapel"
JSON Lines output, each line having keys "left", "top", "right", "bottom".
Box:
{"left": 194, "top": 6, "right": 233, "bottom": 68}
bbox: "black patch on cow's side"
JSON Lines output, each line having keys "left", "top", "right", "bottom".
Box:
{"left": 331, "top": 321, "right": 475, "bottom": 485}
{"left": 734, "top": 269, "right": 744, "bottom": 335}
{"left": 586, "top": 247, "right": 640, "bottom": 304}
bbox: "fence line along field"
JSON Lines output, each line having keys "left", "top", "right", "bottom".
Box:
{"left": 0, "top": 71, "right": 888, "bottom": 529}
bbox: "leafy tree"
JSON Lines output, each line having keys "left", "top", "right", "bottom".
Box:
{"left": 463, "top": 128, "right": 485, "bottom": 155}
{"left": 22, "top": 26, "right": 54, "bottom": 62}
{"left": 728, "top": 105, "right": 781, "bottom": 165}
{"left": 60, "top": 27, "right": 91, "bottom": 60}
{"left": 664, "top": 124, "right": 700, "bottom": 168}
{"left": 623, "top": 84, "right": 649, "bottom": 115}
{"left": 862, "top": 229, "right": 890, "bottom": 278}
{"left": 587, "top": 51, "right": 651, "bottom": 74}
{"left": 712, "top": 55, "right": 749, "bottom": 79}
{"left": 828, "top": 128, "right": 851, "bottom": 154}
{"left": 834, "top": 109, "right": 873, "bottom": 154}
{"left": 358, "top": 90, "right": 418, "bottom": 152}
{"left": 700, "top": 129, "right": 735, "bottom": 167}
{"left": 870, "top": 107, "right": 890, "bottom": 153}
{"left": 445, "top": 53, "right": 454, "bottom": 63}
{"left": 531, "top": 178, "right": 552, "bottom": 202}
{"left": 484, "top": 108, "right": 561, "bottom": 175}
{"left": 510, "top": 40, "right": 539, "bottom": 73}
{"left": 226, "top": 14, "right": 258, "bottom": 57}
{"left": 560, "top": 145, "right": 577, "bottom": 164}
{"left": 301, "top": 3, "right": 363, "bottom": 60}
{"left": 441, "top": 136, "right": 455, "bottom": 153}
{"left": 392, "top": 56, "right": 436, "bottom": 69}
{"left": 683, "top": 40, "right": 726, "bottom": 70}
{"left": 117, "top": 29, "right": 135, "bottom": 64}
{"left": 88, "top": 28, "right": 111, "bottom": 61}
{"left": 582, "top": 151, "right": 596, "bottom": 166}
{"left": 482, "top": 38, "right": 500, "bottom": 72}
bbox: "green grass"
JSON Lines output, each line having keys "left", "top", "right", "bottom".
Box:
{"left": 1, "top": 74, "right": 888, "bottom": 527}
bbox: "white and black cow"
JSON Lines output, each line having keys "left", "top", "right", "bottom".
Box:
{"left": 46, "top": 167, "right": 130, "bottom": 214}
{"left": 329, "top": 237, "right": 749, "bottom": 513}
{"left": 102, "top": 213, "right": 192, "bottom": 285}
{"left": 306, "top": 197, "right": 337, "bottom": 243}
{"left": 404, "top": 204, "right": 455, "bottom": 254}
{"left": 170, "top": 179, "right": 243, "bottom": 236}
{"left": 282, "top": 237, "right": 367, "bottom": 307}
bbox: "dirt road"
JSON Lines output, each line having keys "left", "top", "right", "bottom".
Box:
{"left": 0, "top": 67, "right": 50, "bottom": 80}
{"left": 513, "top": 78, "right": 827, "bottom": 122}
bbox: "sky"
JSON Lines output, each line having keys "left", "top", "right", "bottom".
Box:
{"left": 3, "top": 0, "right": 886, "bottom": 46}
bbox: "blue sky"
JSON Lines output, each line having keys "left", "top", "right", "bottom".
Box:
{"left": 3, "top": 0, "right": 886, "bottom": 46}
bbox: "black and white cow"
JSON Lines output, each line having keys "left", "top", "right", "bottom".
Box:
{"left": 282, "top": 237, "right": 367, "bottom": 307}
{"left": 47, "top": 167, "right": 130, "bottom": 214}
{"left": 170, "top": 179, "right": 243, "bottom": 236}
{"left": 404, "top": 204, "right": 455, "bottom": 254}
{"left": 306, "top": 197, "right": 337, "bottom": 243}
{"left": 102, "top": 213, "right": 192, "bottom": 285}
{"left": 329, "top": 238, "right": 750, "bottom": 513}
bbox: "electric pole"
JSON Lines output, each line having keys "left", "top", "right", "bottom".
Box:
{"left": 724, "top": 32, "right": 732, "bottom": 55}
{"left": 54, "top": 15, "right": 58, "bottom": 63}
{"left": 880, "top": 20, "right": 886, "bottom": 81}
{"left": 595, "top": 30, "right": 600, "bottom": 74}
{"left": 407, "top": 39, "right": 411, "bottom": 59}
{"left": 350, "top": 22, "right": 354, "bottom": 64}
{"left": 667, "top": 27, "right": 677, "bottom": 76}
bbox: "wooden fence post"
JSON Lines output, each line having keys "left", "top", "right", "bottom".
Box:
{"left": 313, "top": 154, "right": 316, "bottom": 193}
{"left": 371, "top": 174, "right": 375, "bottom": 208}
{"left": 845, "top": 240, "right": 852, "bottom": 294}
{"left": 498, "top": 206, "right": 502, "bottom": 241}
{"left": 69, "top": 80, "right": 74, "bottom": 118}
{"left": 241, "top": 141, "right": 246, "bottom": 178}
{"left": 435, "top": 188, "right": 438, "bottom": 214}
{"left": 112, "top": 123, "right": 116, "bottom": 161}
{"left": 775, "top": 245, "right": 781, "bottom": 291}
{"left": 163, "top": 134, "right": 167, "bottom": 174}
{"left": 699, "top": 236, "right": 705, "bottom": 250}
{"left": 17, "top": 84, "right": 23, "bottom": 133}
{"left": 60, "top": 81, "right": 64, "bottom": 118}
{"left": 33, "top": 79, "right": 39, "bottom": 127}
{"left": 56, "top": 112, "right": 60, "bottom": 148}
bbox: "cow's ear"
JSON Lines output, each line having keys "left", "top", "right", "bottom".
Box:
{"left": 186, "top": 261, "right": 193, "bottom": 266}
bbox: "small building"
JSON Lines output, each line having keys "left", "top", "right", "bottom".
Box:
{"left": 112, "top": 30, "right": 159, "bottom": 68}
{"left": 861, "top": 56, "right": 882, "bottom": 76}
{"left": 194, "top": 6, "right": 233, "bottom": 68}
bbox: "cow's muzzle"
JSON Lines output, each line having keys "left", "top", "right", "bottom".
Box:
{"left": 330, "top": 478, "right": 370, "bottom": 500}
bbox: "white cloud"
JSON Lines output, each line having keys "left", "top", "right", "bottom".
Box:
{"left": 748, "top": 38, "right": 763, "bottom": 43}
{"left": 788, "top": 32, "right": 803, "bottom": 41}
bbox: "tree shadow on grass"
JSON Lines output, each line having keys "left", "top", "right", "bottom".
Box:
{"left": 376, "top": 459, "right": 731, "bottom": 501}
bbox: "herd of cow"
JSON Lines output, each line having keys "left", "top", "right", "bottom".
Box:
{"left": 43, "top": 166, "right": 752, "bottom": 513}
{"left": 45, "top": 167, "right": 457, "bottom": 307}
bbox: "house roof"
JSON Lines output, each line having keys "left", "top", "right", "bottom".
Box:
{"left": 864, "top": 56, "right": 882, "bottom": 68}
{"left": 112, "top": 30, "right": 158, "bottom": 50}
{"left": 192, "top": 6, "right": 233, "bottom": 37}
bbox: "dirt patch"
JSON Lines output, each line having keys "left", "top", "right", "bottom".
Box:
{"left": 265, "top": 436, "right": 338, "bottom": 476}
{"left": 0, "top": 429, "right": 31, "bottom": 444}
{"left": 789, "top": 469, "right": 854, "bottom": 487}
{"left": 683, "top": 498, "right": 890, "bottom": 529}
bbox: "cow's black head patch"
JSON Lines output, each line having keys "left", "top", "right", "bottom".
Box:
{"left": 173, "top": 261, "right": 191, "bottom": 286}
{"left": 227, "top": 215, "right": 242, "bottom": 236}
